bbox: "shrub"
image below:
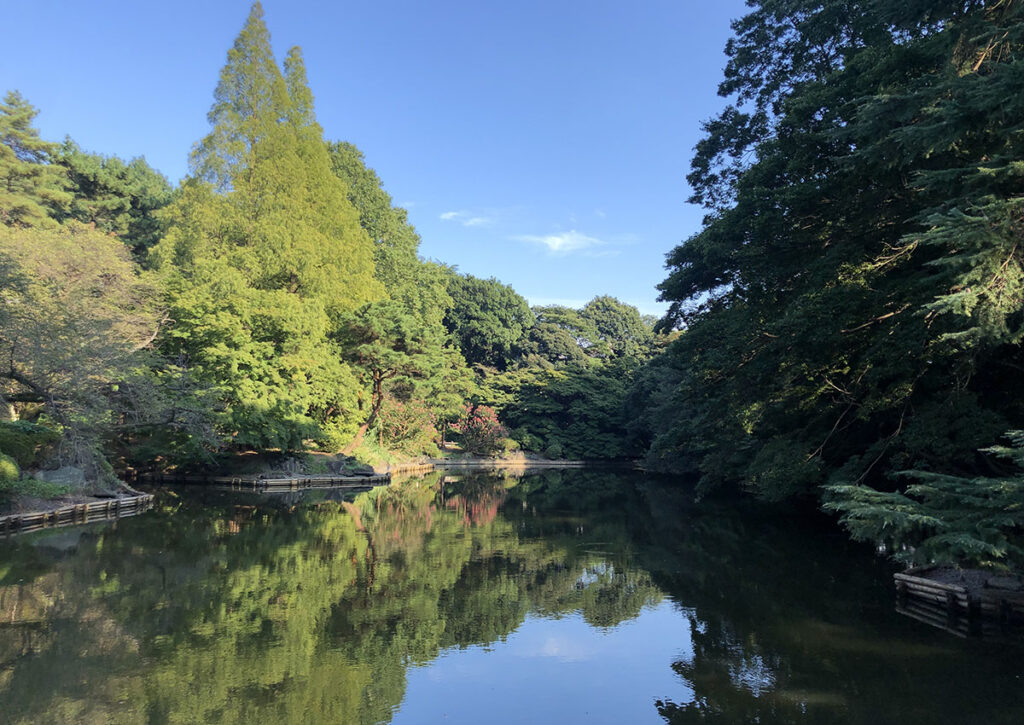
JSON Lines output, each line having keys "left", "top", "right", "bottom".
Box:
{"left": 0, "top": 421, "right": 60, "bottom": 468}
{"left": 0, "top": 453, "right": 20, "bottom": 494}
{"left": 544, "top": 442, "right": 565, "bottom": 460}
{"left": 450, "top": 405, "right": 508, "bottom": 457}
{"left": 375, "top": 398, "right": 439, "bottom": 457}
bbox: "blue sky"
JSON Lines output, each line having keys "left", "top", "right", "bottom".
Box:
{"left": 2, "top": 0, "right": 748, "bottom": 316}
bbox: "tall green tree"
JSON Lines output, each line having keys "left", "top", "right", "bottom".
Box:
{"left": 0, "top": 91, "right": 70, "bottom": 227}
{"left": 580, "top": 296, "right": 655, "bottom": 360}
{"left": 154, "top": 2, "right": 381, "bottom": 451}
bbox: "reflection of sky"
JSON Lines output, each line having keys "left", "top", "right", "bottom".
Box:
{"left": 391, "top": 599, "right": 694, "bottom": 725}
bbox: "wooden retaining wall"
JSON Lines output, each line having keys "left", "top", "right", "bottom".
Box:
{"left": 895, "top": 566, "right": 1024, "bottom": 630}
{"left": 430, "top": 459, "right": 596, "bottom": 469}
{"left": 0, "top": 494, "right": 155, "bottom": 538}
{"left": 142, "top": 472, "right": 390, "bottom": 492}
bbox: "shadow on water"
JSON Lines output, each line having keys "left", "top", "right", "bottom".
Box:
{"left": 0, "top": 469, "right": 1021, "bottom": 724}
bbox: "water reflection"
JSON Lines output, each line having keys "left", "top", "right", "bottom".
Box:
{"left": 0, "top": 470, "right": 1021, "bottom": 724}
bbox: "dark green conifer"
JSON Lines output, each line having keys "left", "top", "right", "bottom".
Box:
{"left": 0, "top": 91, "right": 70, "bottom": 227}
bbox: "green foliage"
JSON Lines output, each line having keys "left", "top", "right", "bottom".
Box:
{"left": 56, "top": 139, "right": 174, "bottom": 257}
{"left": 543, "top": 442, "right": 564, "bottom": 460}
{"left": 643, "top": 0, "right": 1024, "bottom": 534}
{"left": 0, "top": 223, "right": 164, "bottom": 474}
{"left": 0, "top": 452, "right": 18, "bottom": 491}
{"left": 827, "top": 431, "right": 1024, "bottom": 570}
{"left": 374, "top": 397, "right": 439, "bottom": 457}
{"left": 154, "top": 4, "right": 381, "bottom": 452}
{"left": 444, "top": 274, "right": 534, "bottom": 370}
{"left": 524, "top": 304, "right": 605, "bottom": 366}
{"left": 327, "top": 141, "right": 451, "bottom": 326}
{"left": 338, "top": 300, "right": 449, "bottom": 438}
{"left": 2, "top": 475, "right": 70, "bottom": 501}
{"left": 0, "top": 90, "right": 71, "bottom": 227}
{"left": 0, "top": 421, "right": 60, "bottom": 468}
{"left": 500, "top": 359, "right": 642, "bottom": 460}
{"left": 579, "top": 295, "right": 655, "bottom": 361}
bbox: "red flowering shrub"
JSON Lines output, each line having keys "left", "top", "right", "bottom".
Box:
{"left": 449, "top": 404, "right": 508, "bottom": 456}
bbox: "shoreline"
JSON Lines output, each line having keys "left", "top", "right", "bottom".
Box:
{"left": 1, "top": 458, "right": 631, "bottom": 537}
{"left": 0, "top": 491, "right": 155, "bottom": 538}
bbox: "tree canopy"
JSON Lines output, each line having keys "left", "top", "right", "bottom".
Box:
{"left": 0, "top": 91, "right": 70, "bottom": 227}
{"left": 444, "top": 274, "right": 535, "bottom": 370}
{"left": 643, "top": 0, "right": 1024, "bottom": 565}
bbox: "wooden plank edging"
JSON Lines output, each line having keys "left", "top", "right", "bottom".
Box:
{"left": 0, "top": 493, "right": 155, "bottom": 538}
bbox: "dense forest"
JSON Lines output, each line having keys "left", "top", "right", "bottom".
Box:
{"left": 2, "top": 1, "right": 1023, "bottom": 571}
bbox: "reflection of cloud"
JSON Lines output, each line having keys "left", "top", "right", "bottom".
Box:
{"left": 440, "top": 210, "right": 493, "bottom": 227}
{"left": 530, "top": 635, "right": 597, "bottom": 662}
{"left": 514, "top": 229, "right": 605, "bottom": 255}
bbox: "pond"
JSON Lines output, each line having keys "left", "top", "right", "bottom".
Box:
{"left": 0, "top": 469, "right": 1021, "bottom": 724}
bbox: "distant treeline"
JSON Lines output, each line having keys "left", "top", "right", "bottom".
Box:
{"left": 2, "top": 1, "right": 1023, "bottom": 570}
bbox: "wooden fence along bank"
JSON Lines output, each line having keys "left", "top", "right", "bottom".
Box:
{"left": 140, "top": 472, "right": 391, "bottom": 492}
{"left": 0, "top": 493, "right": 155, "bottom": 538}
{"left": 895, "top": 565, "right": 1024, "bottom": 637}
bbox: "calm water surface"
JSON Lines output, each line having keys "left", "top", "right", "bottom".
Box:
{"left": 0, "top": 470, "right": 1021, "bottom": 724}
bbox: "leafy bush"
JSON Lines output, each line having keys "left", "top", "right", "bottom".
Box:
{"left": 5, "top": 477, "right": 70, "bottom": 500}
{"left": 827, "top": 431, "right": 1024, "bottom": 570}
{"left": 544, "top": 442, "right": 565, "bottom": 460}
{"left": 450, "top": 405, "right": 508, "bottom": 457}
{"left": 375, "top": 398, "right": 439, "bottom": 457}
{"left": 0, "top": 453, "right": 19, "bottom": 492}
{"left": 0, "top": 421, "right": 60, "bottom": 468}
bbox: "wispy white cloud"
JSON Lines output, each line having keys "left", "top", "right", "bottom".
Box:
{"left": 594, "top": 208, "right": 606, "bottom": 218}
{"left": 440, "top": 210, "right": 493, "bottom": 227}
{"left": 514, "top": 229, "right": 606, "bottom": 255}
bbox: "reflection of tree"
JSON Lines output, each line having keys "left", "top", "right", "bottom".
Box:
{"left": 4, "top": 473, "right": 1019, "bottom": 725}
{"left": 0, "top": 474, "right": 661, "bottom": 724}
{"left": 632, "top": 484, "right": 1024, "bottom": 725}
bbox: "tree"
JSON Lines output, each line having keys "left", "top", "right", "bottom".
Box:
{"left": 0, "top": 224, "right": 167, "bottom": 477}
{"left": 0, "top": 91, "right": 70, "bottom": 227}
{"left": 501, "top": 359, "right": 642, "bottom": 459}
{"left": 337, "top": 300, "right": 448, "bottom": 444}
{"left": 646, "top": 0, "right": 1024, "bottom": 522}
{"left": 154, "top": 3, "right": 381, "bottom": 451}
{"left": 579, "top": 296, "right": 654, "bottom": 360}
{"left": 523, "top": 305, "right": 604, "bottom": 366}
{"left": 444, "top": 274, "right": 534, "bottom": 370}
{"left": 327, "top": 141, "right": 451, "bottom": 324}
{"left": 57, "top": 139, "right": 174, "bottom": 257}
{"left": 827, "top": 431, "right": 1024, "bottom": 571}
